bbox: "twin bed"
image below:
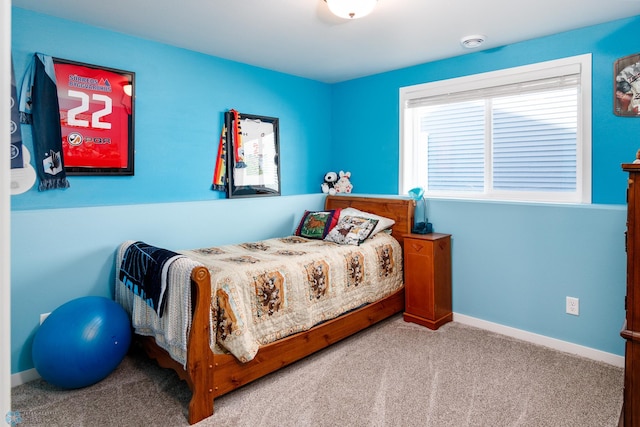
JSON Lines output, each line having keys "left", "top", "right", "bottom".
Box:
{"left": 115, "top": 195, "right": 415, "bottom": 424}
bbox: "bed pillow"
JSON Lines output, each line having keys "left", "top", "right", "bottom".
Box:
{"left": 339, "top": 207, "right": 395, "bottom": 237}
{"left": 295, "top": 209, "right": 341, "bottom": 239}
{"left": 324, "top": 215, "right": 379, "bottom": 246}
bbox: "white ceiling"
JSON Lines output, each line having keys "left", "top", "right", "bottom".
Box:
{"left": 11, "top": 0, "right": 640, "bottom": 83}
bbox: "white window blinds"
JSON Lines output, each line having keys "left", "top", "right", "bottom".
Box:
{"left": 400, "top": 55, "right": 591, "bottom": 203}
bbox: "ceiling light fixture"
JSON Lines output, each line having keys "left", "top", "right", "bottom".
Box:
{"left": 460, "top": 35, "right": 486, "bottom": 49}
{"left": 324, "top": 0, "right": 378, "bottom": 19}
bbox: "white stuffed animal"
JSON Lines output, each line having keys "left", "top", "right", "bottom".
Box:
{"left": 333, "top": 171, "right": 353, "bottom": 193}
{"left": 321, "top": 171, "right": 338, "bottom": 195}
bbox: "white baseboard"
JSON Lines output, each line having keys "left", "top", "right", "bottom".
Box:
{"left": 11, "top": 368, "right": 39, "bottom": 387}
{"left": 11, "top": 314, "right": 624, "bottom": 386}
{"left": 453, "top": 313, "right": 625, "bottom": 368}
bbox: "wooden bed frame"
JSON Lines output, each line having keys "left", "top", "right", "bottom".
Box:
{"left": 135, "top": 195, "right": 415, "bottom": 424}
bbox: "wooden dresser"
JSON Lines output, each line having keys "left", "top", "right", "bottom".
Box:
{"left": 622, "top": 164, "right": 640, "bottom": 427}
{"left": 403, "top": 233, "right": 453, "bottom": 330}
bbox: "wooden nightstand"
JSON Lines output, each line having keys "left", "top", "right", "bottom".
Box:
{"left": 402, "top": 233, "right": 452, "bottom": 330}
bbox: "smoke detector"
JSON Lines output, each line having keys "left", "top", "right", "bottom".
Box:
{"left": 460, "top": 35, "right": 486, "bottom": 49}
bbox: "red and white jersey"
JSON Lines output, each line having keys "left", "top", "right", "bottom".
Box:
{"left": 54, "top": 62, "right": 132, "bottom": 169}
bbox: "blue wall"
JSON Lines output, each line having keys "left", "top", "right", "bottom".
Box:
{"left": 331, "top": 17, "right": 640, "bottom": 203}
{"left": 11, "top": 8, "right": 332, "bottom": 210}
{"left": 9, "top": 8, "right": 332, "bottom": 373}
{"left": 11, "top": 194, "right": 325, "bottom": 374}
{"left": 10, "top": 8, "right": 640, "bottom": 373}
{"left": 327, "top": 16, "right": 640, "bottom": 357}
{"left": 432, "top": 200, "right": 626, "bottom": 354}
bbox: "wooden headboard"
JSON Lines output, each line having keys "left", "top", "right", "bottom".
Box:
{"left": 325, "top": 195, "right": 414, "bottom": 248}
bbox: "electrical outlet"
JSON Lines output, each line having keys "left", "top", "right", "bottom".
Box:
{"left": 566, "top": 297, "right": 579, "bottom": 316}
{"left": 40, "top": 312, "right": 50, "bottom": 325}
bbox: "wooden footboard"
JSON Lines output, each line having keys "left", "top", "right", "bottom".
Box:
{"left": 134, "top": 195, "right": 414, "bottom": 424}
{"left": 136, "top": 265, "right": 214, "bottom": 424}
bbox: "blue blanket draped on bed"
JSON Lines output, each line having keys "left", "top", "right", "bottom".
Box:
{"left": 119, "top": 241, "right": 184, "bottom": 317}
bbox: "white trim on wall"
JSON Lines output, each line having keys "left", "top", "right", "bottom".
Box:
{"left": 454, "top": 313, "right": 624, "bottom": 368}
{"left": 9, "top": 313, "right": 623, "bottom": 387}
{"left": 11, "top": 369, "right": 39, "bottom": 388}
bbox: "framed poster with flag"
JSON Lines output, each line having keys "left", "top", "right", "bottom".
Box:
{"left": 53, "top": 58, "right": 135, "bottom": 175}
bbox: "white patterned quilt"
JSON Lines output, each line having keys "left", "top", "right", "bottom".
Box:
{"left": 117, "top": 232, "right": 403, "bottom": 364}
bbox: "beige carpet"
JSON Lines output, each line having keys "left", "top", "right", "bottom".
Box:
{"left": 11, "top": 315, "right": 624, "bottom": 426}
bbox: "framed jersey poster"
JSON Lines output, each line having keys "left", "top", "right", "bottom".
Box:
{"left": 53, "top": 58, "right": 135, "bottom": 175}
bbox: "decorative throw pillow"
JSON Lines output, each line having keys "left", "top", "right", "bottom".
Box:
{"left": 295, "top": 210, "right": 340, "bottom": 239}
{"left": 339, "top": 207, "right": 395, "bottom": 237}
{"left": 324, "top": 215, "right": 379, "bottom": 246}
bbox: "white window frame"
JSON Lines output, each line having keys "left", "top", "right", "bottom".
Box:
{"left": 399, "top": 54, "right": 592, "bottom": 204}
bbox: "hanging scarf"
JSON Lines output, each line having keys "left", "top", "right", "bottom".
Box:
{"left": 211, "top": 109, "right": 247, "bottom": 193}
{"left": 211, "top": 123, "right": 228, "bottom": 191}
{"left": 19, "top": 53, "right": 70, "bottom": 191}
{"left": 230, "top": 109, "right": 247, "bottom": 169}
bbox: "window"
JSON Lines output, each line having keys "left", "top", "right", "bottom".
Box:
{"left": 400, "top": 54, "right": 592, "bottom": 203}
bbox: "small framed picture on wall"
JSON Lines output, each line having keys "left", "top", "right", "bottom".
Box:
{"left": 53, "top": 58, "right": 135, "bottom": 175}
{"left": 614, "top": 53, "right": 640, "bottom": 117}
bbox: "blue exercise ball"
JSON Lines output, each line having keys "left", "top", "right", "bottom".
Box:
{"left": 32, "top": 296, "right": 132, "bottom": 389}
